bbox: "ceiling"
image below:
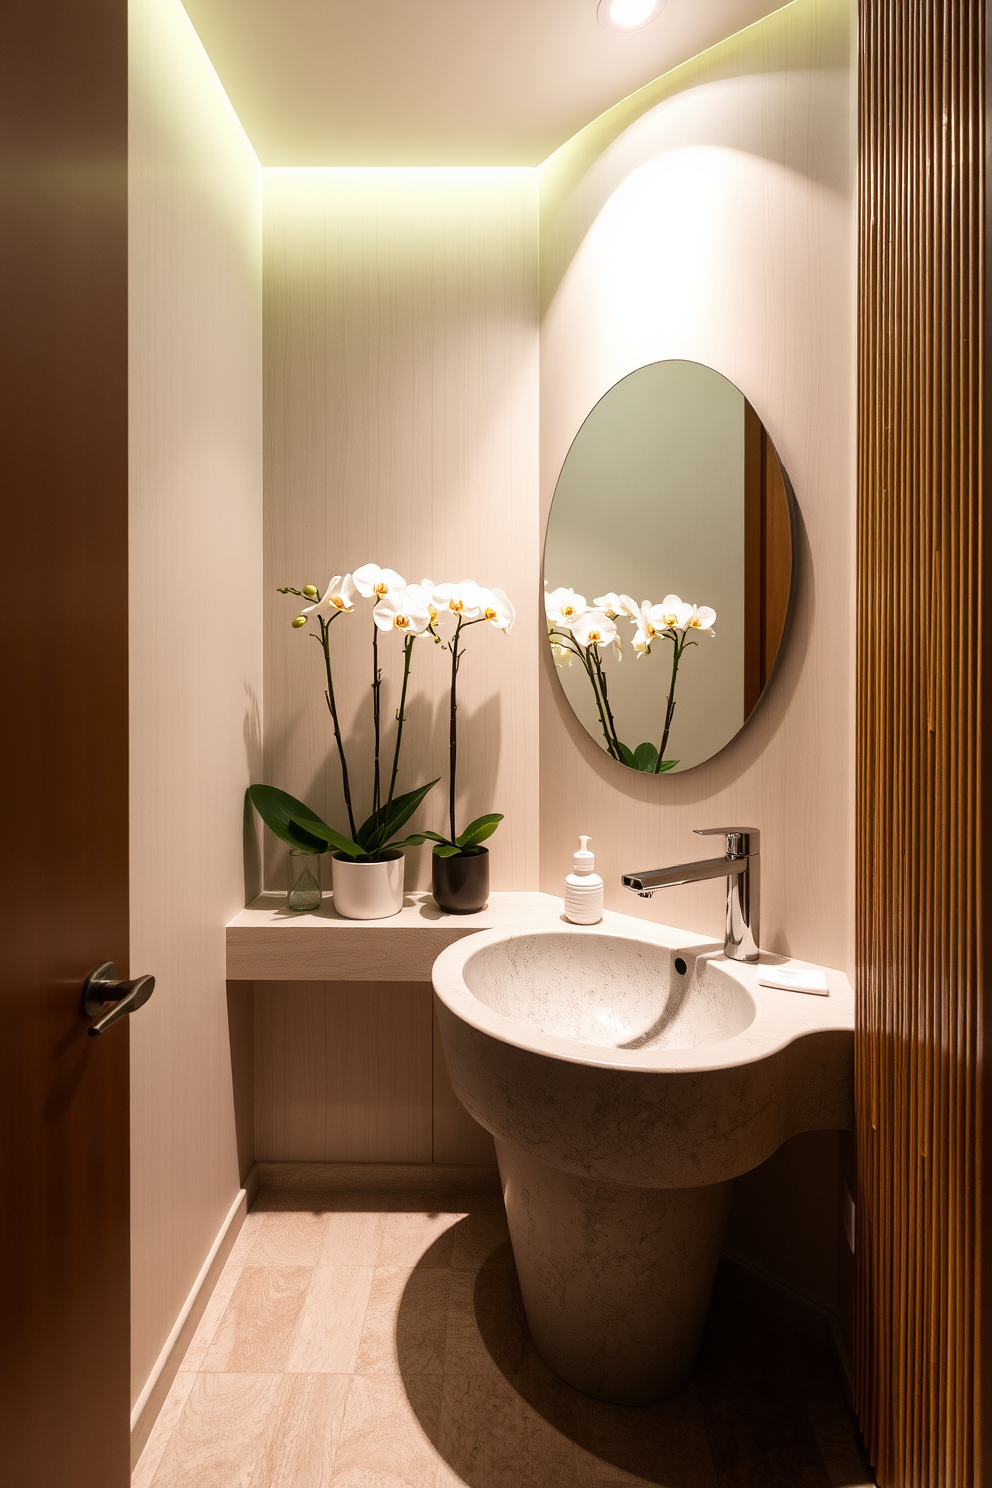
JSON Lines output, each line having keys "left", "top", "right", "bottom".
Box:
{"left": 182, "top": 0, "right": 791, "bottom": 167}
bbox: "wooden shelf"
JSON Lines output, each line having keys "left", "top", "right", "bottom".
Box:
{"left": 226, "top": 890, "right": 564, "bottom": 981}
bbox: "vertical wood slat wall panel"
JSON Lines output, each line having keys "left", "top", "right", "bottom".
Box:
{"left": 856, "top": 3, "right": 984, "bottom": 1485}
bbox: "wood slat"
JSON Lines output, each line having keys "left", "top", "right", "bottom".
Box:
{"left": 856, "top": 3, "right": 985, "bottom": 1484}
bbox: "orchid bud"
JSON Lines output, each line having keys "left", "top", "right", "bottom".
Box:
{"left": 292, "top": 616, "right": 307, "bottom": 628}
{"left": 303, "top": 584, "right": 318, "bottom": 599}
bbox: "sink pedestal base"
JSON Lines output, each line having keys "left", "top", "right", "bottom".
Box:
{"left": 497, "top": 1138, "right": 731, "bottom": 1404}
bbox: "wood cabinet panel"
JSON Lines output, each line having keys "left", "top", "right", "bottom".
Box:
{"left": 254, "top": 982, "right": 434, "bottom": 1162}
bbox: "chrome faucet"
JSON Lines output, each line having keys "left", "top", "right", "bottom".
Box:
{"left": 622, "top": 828, "right": 760, "bottom": 963}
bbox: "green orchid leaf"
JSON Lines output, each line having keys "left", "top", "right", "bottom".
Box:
{"left": 359, "top": 778, "right": 440, "bottom": 849}
{"left": 633, "top": 742, "right": 659, "bottom": 772}
{"left": 398, "top": 830, "right": 451, "bottom": 847}
{"left": 299, "top": 821, "right": 365, "bottom": 856}
{"left": 248, "top": 784, "right": 333, "bottom": 854}
{"left": 657, "top": 758, "right": 679, "bottom": 773}
{"left": 456, "top": 813, "right": 503, "bottom": 848}
{"left": 617, "top": 743, "right": 637, "bottom": 768}
{"left": 432, "top": 843, "right": 462, "bottom": 858}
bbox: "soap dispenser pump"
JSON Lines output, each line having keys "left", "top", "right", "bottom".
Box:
{"left": 564, "top": 836, "right": 604, "bottom": 925}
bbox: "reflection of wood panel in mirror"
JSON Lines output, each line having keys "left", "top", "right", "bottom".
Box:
{"left": 743, "top": 402, "right": 792, "bottom": 718}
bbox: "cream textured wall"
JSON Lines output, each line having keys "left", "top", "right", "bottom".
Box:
{"left": 128, "top": 0, "right": 262, "bottom": 1411}
{"left": 262, "top": 169, "right": 540, "bottom": 892}
{"left": 539, "top": 0, "right": 856, "bottom": 976}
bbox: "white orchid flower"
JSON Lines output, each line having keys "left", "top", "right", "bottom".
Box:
{"left": 594, "top": 592, "right": 638, "bottom": 622}
{"left": 430, "top": 580, "right": 485, "bottom": 621}
{"left": 685, "top": 603, "right": 717, "bottom": 633}
{"left": 372, "top": 583, "right": 432, "bottom": 635}
{"left": 475, "top": 586, "right": 516, "bottom": 632}
{"left": 571, "top": 609, "right": 617, "bottom": 651}
{"left": 632, "top": 599, "right": 658, "bottom": 657}
{"left": 293, "top": 573, "right": 358, "bottom": 628}
{"left": 654, "top": 594, "right": 694, "bottom": 630}
{"left": 353, "top": 563, "right": 407, "bottom": 599}
{"left": 551, "top": 641, "right": 574, "bottom": 668}
{"left": 417, "top": 579, "right": 448, "bottom": 631}
{"left": 545, "top": 586, "right": 587, "bottom": 630}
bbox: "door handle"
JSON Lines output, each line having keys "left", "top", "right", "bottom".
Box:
{"left": 82, "top": 962, "right": 155, "bottom": 1037}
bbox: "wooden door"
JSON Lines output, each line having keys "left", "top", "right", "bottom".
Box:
{"left": 0, "top": 3, "right": 131, "bottom": 1484}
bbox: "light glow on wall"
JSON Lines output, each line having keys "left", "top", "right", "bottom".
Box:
{"left": 598, "top": 0, "right": 666, "bottom": 32}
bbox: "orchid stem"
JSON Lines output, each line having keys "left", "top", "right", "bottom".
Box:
{"left": 581, "top": 644, "right": 621, "bottom": 761}
{"left": 377, "top": 634, "right": 414, "bottom": 853}
{"left": 449, "top": 618, "right": 463, "bottom": 843}
{"left": 371, "top": 619, "right": 382, "bottom": 815}
{"left": 317, "top": 618, "right": 358, "bottom": 841}
{"left": 591, "top": 649, "right": 622, "bottom": 756}
{"left": 655, "top": 632, "right": 684, "bottom": 771}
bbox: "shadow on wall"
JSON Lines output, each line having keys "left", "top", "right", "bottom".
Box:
{"left": 395, "top": 1216, "right": 872, "bottom": 1486}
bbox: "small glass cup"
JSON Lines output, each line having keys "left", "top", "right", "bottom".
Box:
{"left": 287, "top": 849, "right": 322, "bottom": 912}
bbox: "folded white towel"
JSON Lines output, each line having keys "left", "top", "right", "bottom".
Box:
{"left": 757, "top": 965, "right": 829, "bottom": 996}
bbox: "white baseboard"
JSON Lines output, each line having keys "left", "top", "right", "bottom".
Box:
{"left": 130, "top": 1185, "right": 247, "bottom": 1468}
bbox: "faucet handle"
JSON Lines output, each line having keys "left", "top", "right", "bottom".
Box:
{"left": 694, "top": 827, "right": 760, "bottom": 857}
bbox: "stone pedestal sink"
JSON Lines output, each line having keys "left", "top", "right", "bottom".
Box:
{"left": 432, "top": 917, "right": 854, "bottom": 1405}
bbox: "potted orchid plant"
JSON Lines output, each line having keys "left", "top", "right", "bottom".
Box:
{"left": 405, "top": 580, "right": 515, "bottom": 914}
{"left": 249, "top": 564, "right": 440, "bottom": 919}
{"left": 546, "top": 586, "right": 716, "bottom": 773}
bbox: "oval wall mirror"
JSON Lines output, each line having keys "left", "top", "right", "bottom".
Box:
{"left": 544, "top": 359, "right": 794, "bottom": 774}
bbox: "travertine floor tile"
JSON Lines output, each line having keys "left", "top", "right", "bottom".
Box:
{"left": 376, "top": 1197, "right": 466, "bottom": 1269}
{"left": 450, "top": 1196, "right": 512, "bottom": 1271}
{"left": 321, "top": 1202, "right": 385, "bottom": 1267}
{"left": 136, "top": 1190, "right": 874, "bottom": 1488}
{"left": 330, "top": 1374, "right": 443, "bottom": 1488}
{"left": 249, "top": 1373, "right": 351, "bottom": 1488}
{"left": 132, "top": 1372, "right": 197, "bottom": 1488}
{"left": 226, "top": 1210, "right": 269, "bottom": 1268}
{"left": 286, "top": 1267, "right": 375, "bottom": 1374}
{"left": 204, "top": 1268, "right": 312, "bottom": 1374}
{"left": 253, "top": 1189, "right": 337, "bottom": 1215}
{"left": 436, "top": 1371, "right": 597, "bottom": 1488}
{"left": 444, "top": 1260, "right": 534, "bottom": 1380}
{"left": 579, "top": 1387, "right": 721, "bottom": 1487}
{"left": 149, "top": 1372, "right": 281, "bottom": 1488}
{"left": 247, "top": 1209, "right": 331, "bottom": 1267}
{"left": 182, "top": 1265, "right": 246, "bottom": 1372}
{"left": 355, "top": 1267, "right": 449, "bottom": 1377}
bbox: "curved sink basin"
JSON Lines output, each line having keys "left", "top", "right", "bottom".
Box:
{"left": 461, "top": 930, "right": 755, "bottom": 1050}
{"left": 433, "top": 918, "right": 854, "bottom": 1405}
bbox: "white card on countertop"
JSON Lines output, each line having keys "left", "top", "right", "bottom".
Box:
{"left": 757, "top": 966, "right": 829, "bottom": 996}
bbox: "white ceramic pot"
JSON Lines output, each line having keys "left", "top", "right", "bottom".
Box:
{"left": 331, "top": 850, "right": 405, "bottom": 919}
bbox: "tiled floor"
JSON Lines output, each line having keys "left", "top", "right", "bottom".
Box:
{"left": 134, "top": 1189, "right": 876, "bottom": 1488}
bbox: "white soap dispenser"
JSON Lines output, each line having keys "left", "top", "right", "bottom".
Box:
{"left": 564, "top": 836, "right": 603, "bottom": 925}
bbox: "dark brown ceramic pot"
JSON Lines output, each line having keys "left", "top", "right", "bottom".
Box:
{"left": 432, "top": 847, "right": 489, "bottom": 915}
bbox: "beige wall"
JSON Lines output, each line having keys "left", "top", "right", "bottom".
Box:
{"left": 539, "top": 0, "right": 856, "bottom": 975}
{"left": 538, "top": 0, "right": 856, "bottom": 1309}
{"left": 261, "top": 169, "right": 540, "bottom": 892}
{"left": 128, "top": 0, "right": 262, "bottom": 1412}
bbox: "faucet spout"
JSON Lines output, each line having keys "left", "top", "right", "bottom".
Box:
{"left": 622, "top": 856, "right": 744, "bottom": 893}
{"left": 621, "top": 827, "right": 760, "bottom": 963}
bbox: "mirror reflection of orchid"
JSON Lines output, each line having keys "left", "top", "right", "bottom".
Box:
{"left": 545, "top": 585, "right": 716, "bottom": 773}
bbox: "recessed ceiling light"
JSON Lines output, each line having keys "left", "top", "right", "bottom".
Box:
{"left": 597, "top": 0, "right": 666, "bottom": 31}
